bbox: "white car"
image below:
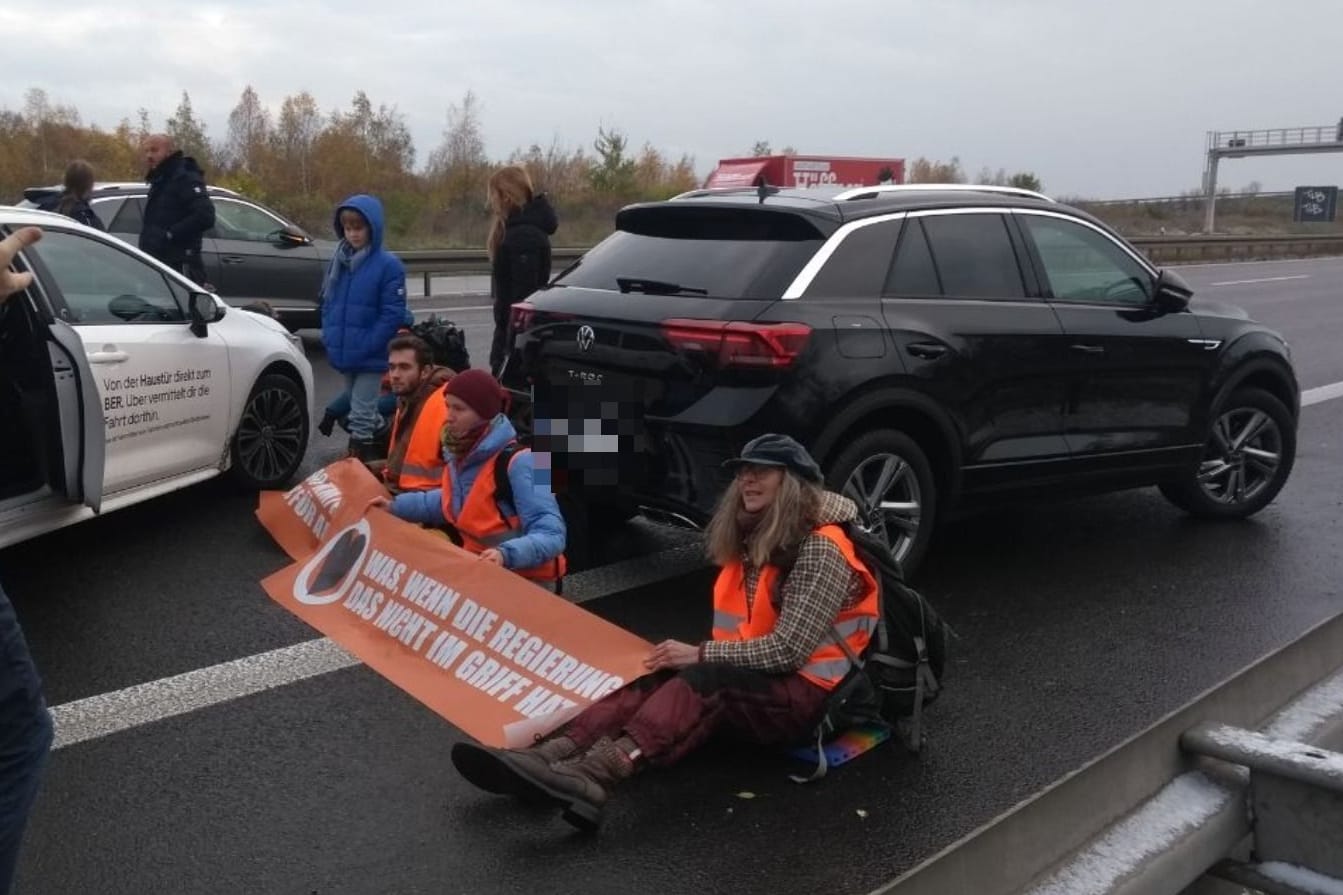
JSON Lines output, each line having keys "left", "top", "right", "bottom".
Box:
{"left": 0, "top": 206, "right": 314, "bottom": 549}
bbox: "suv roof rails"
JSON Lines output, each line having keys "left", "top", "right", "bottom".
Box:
{"left": 833, "top": 183, "right": 1056, "bottom": 204}
{"left": 86, "top": 181, "right": 242, "bottom": 197}
{"left": 670, "top": 186, "right": 780, "bottom": 201}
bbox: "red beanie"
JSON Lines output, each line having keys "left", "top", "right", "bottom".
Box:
{"left": 446, "top": 368, "right": 505, "bottom": 419}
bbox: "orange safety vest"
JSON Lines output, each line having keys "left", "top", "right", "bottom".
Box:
{"left": 441, "top": 443, "right": 568, "bottom": 583}
{"left": 386, "top": 384, "right": 448, "bottom": 492}
{"left": 710, "top": 524, "right": 879, "bottom": 690}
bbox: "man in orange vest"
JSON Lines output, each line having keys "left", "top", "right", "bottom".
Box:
{"left": 366, "top": 334, "right": 455, "bottom": 494}
{"left": 450, "top": 434, "right": 879, "bottom": 831}
{"left": 372, "top": 368, "right": 567, "bottom": 587}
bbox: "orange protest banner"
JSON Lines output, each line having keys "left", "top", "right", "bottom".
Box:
{"left": 256, "top": 458, "right": 390, "bottom": 561}
{"left": 260, "top": 506, "right": 655, "bottom": 748}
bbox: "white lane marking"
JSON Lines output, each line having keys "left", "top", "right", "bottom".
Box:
{"left": 1303, "top": 381, "right": 1343, "bottom": 407}
{"left": 1173, "top": 256, "right": 1343, "bottom": 271}
{"left": 414, "top": 305, "right": 492, "bottom": 313}
{"left": 1209, "top": 274, "right": 1310, "bottom": 287}
{"left": 50, "top": 638, "right": 358, "bottom": 750}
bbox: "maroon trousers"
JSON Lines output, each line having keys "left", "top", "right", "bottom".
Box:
{"left": 564, "top": 663, "right": 830, "bottom": 766}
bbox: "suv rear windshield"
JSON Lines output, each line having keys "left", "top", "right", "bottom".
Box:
{"left": 553, "top": 205, "right": 827, "bottom": 299}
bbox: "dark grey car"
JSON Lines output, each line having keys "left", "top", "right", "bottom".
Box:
{"left": 20, "top": 182, "right": 337, "bottom": 330}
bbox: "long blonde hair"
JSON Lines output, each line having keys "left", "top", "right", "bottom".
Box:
{"left": 486, "top": 166, "right": 534, "bottom": 260}
{"left": 705, "top": 472, "right": 823, "bottom": 569}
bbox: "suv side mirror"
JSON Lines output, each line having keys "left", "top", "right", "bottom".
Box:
{"left": 188, "top": 292, "right": 220, "bottom": 337}
{"left": 1154, "top": 268, "right": 1194, "bottom": 313}
{"left": 273, "top": 227, "right": 311, "bottom": 248}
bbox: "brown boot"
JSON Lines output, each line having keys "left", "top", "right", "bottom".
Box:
{"left": 451, "top": 735, "right": 581, "bottom": 799}
{"left": 497, "top": 736, "right": 637, "bottom": 832}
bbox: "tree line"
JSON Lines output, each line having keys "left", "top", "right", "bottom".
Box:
{"left": 3, "top": 86, "right": 1042, "bottom": 248}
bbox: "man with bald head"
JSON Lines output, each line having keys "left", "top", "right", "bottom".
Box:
{"left": 140, "top": 133, "right": 216, "bottom": 287}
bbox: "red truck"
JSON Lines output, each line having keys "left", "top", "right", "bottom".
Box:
{"left": 704, "top": 155, "right": 905, "bottom": 190}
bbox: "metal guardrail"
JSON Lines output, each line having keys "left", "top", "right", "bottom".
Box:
{"left": 396, "top": 235, "right": 1343, "bottom": 290}
{"left": 868, "top": 611, "right": 1343, "bottom": 895}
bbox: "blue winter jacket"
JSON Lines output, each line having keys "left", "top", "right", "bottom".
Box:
{"left": 320, "top": 194, "right": 408, "bottom": 374}
{"left": 389, "top": 414, "right": 567, "bottom": 572}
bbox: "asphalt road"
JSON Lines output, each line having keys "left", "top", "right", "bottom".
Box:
{"left": 5, "top": 256, "right": 1343, "bottom": 894}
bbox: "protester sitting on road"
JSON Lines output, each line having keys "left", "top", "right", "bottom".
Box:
{"left": 449, "top": 433, "right": 880, "bottom": 831}
{"left": 364, "top": 334, "right": 457, "bottom": 493}
{"left": 0, "top": 226, "right": 55, "bottom": 895}
{"left": 368, "top": 368, "right": 567, "bottom": 588}
{"left": 36, "top": 160, "right": 104, "bottom": 231}
{"left": 319, "top": 194, "right": 409, "bottom": 462}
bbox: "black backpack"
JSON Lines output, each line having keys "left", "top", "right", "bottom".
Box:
{"left": 785, "top": 521, "right": 950, "bottom": 778}
{"left": 411, "top": 314, "right": 471, "bottom": 371}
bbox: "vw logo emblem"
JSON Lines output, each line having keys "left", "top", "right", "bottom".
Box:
{"left": 576, "top": 325, "right": 596, "bottom": 352}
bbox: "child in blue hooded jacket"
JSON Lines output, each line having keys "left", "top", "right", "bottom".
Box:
{"left": 320, "top": 194, "right": 409, "bottom": 459}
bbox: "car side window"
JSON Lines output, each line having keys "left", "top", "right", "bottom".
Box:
{"left": 212, "top": 200, "right": 284, "bottom": 242}
{"left": 884, "top": 218, "right": 942, "bottom": 297}
{"left": 90, "top": 198, "right": 126, "bottom": 230}
{"left": 919, "top": 213, "right": 1027, "bottom": 299}
{"left": 1020, "top": 214, "right": 1152, "bottom": 306}
{"left": 106, "top": 199, "right": 144, "bottom": 236}
{"left": 34, "top": 230, "right": 185, "bottom": 325}
{"left": 804, "top": 218, "right": 902, "bottom": 298}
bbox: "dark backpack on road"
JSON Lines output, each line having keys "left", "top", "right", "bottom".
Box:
{"left": 787, "top": 521, "right": 951, "bottom": 779}
{"left": 411, "top": 314, "right": 471, "bottom": 372}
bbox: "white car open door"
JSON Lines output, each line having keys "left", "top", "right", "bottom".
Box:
{"left": 46, "top": 318, "right": 104, "bottom": 512}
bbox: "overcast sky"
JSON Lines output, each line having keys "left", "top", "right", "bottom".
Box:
{"left": 3, "top": 0, "right": 1341, "bottom": 198}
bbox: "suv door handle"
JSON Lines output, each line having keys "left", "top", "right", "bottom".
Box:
{"left": 221, "top": 255, "right": 245, "bottom": 264}
{"left": 1070, "top": 344, "right": 1105, "bottom": 355}
{"left": 906, "top": 342, "right": 948, "bottom": 360}
{"left": 88, "top": 350, "right": 129, "bottom": 365}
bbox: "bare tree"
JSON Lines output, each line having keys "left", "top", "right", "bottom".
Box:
{"left": 275, "top": 92, "right": 322, "bottom": 194}
{"left": 224, "top": 86, "right": 273, "bottom": 174}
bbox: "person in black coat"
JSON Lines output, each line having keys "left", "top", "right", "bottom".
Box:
{"left": 486, "top": 165, "right": 558, "bottom": 375}
{"left": 36, "top": 160, "right": 104, "bottom": 230}
{"left": 139, "top": 134, "right": 216, "bottom": 286}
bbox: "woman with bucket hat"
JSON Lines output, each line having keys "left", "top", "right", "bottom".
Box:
{"left": 449, "top": 433, "right": 879, "bottom": 830}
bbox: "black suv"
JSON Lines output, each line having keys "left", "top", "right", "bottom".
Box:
{"left": 502, "top": 184, "right": 1300, "bottom": 572}
{"left": 20, "top": 182, "right": 336, "bottom": 330}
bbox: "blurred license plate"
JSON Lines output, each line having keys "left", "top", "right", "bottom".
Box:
{"left": 531, "top": 368, "right": 654, "bottom": 490}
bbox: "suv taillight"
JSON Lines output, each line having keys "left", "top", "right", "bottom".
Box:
{"left": 509, "top": 301, "right": 536, "bottom": 332}
{"left": 660, "top": 319, "right": 812, "bottom": 368}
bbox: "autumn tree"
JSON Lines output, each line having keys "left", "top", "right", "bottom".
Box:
{"left": 589, "top": 127, "right": 637, "bottom": 197}
{"left": 273, "top": 92, "right": 322, "bottom": 196}
{"left": 908, "top": 156, "right": 965, "bottom": 184}
{"left": 510, "top": 137, "right": 589, "bottom": 197}
{"left": 166, "top": 91, "right": 213, "bottom": 171}
{"left": 223, "top": 86, "right": 273, "bottom": 178}
{"left": 426, "top": 90, "right": 491, "bottom": 243}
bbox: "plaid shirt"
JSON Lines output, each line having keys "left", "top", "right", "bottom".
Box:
{"left": 700, "top": 493, "right": 867, "bottom": 674}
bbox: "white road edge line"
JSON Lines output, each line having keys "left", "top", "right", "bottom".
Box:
{"left": 1302, "top": 381, "right": 1343, "bottom": 407}
{"left": 50, "top": 638, "right": 358, "bottom": 750}
{"left": 1209, "top": 274, "right": 1310, "bottom": 287}
{"left": 48, "top": 381, "right": 1343, "bottom": 751}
